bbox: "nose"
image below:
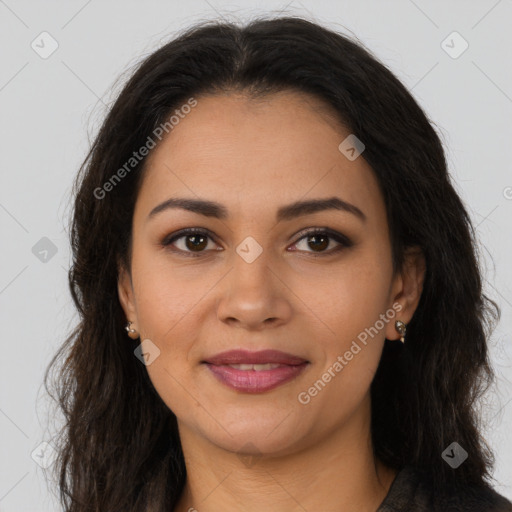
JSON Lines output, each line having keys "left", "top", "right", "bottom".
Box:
{"left": 215, "top": 253, "right": 293, "bottom": 331}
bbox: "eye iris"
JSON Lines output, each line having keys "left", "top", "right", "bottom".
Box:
{"left": 186, "top": 234, "right": 208, "bottom": 251}
{"left": 308, "top": 234, "right": 329, "bottom": 252}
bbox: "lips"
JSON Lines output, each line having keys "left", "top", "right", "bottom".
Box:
{"left": 202, "top": 349, "right": 309, "bottom": 393}
{"left": 203, "top": 349, "right": 308, "bottom": 366}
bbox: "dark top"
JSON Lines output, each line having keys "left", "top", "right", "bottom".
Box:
{"left": 377, "top": 465, "right": 512, "bottom": 511}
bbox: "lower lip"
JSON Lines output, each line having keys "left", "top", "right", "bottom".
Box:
{"left": 204, "top": 363, "right": 309, "bottom": 393}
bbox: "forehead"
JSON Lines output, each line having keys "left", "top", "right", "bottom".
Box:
{"left": 136, "top": 91, "right": 385, "bottom": 223}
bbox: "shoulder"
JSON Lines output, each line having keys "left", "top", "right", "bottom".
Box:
{"left": 439, "top": 483, "right": 512, "bottom": 512}
{"left": 378, "top": 465, "right": 512, "bottom": 512}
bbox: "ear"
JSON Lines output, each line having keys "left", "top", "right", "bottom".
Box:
{"left": 117, "top": 260, "right": 138, "bottom": 326}
{"left": 385, "top": 246, "right": 426, "bottom": 341}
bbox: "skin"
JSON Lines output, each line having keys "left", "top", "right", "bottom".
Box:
{"left": 118, "top": 90, "right": 426, "bottom": 512}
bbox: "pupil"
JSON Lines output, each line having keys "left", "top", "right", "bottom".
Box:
{"left": 186, "top": 235, "right": 207, "bottom": 251}
{"left": 309, "top": 234, "right": 328, "bottom": 251}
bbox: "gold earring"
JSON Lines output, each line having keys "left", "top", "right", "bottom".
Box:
{"left": 395, "top": 320, "right": 407, "bottom": 344}
{"left": 125, "top": 321, "right": 139, "bottom": 339}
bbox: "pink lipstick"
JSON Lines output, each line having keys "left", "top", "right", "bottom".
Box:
{"left": 203, "top": 349, "right": 309, "bottom": 393}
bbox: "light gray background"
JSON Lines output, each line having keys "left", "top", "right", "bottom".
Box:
{"left": 1, "top": 1, "right": 511, "bottom": 510}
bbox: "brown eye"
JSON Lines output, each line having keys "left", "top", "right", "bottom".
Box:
{"left": 303, "top": 233, "right": 330, "bottom": 252}
{"left": 182, "top": 233, "right": 209, "bottom": 251}
{"left": 290, "top": 229, "right": 352, "bottom": 255}
{"left": 162, "top": 228, "right": 218, "bottom": 256}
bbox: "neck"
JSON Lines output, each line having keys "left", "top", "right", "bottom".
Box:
{"left": 173, "top": 394, "right": 397, "bottom": 512}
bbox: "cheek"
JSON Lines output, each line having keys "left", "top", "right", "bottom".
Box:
{"left": 311, "top": 256, "right": 392, "bottom": 394}
{"left": 131, "top": 244, "right": 206, "bottom": 337}
{"left": 129, "top": 250, "right": 202, "bottom": 375}
{"left": 131, "top": 264, "right": 201, "bottom": 416}
{"left": 311, "top": 255, "right": 392, "bottom": 342}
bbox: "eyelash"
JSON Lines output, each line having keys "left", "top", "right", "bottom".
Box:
{"left": 161, "top": 227, "right": 353, "bottom": 258}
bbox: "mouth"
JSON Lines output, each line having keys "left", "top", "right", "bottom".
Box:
{"left": 202, "top": 349, "right": 310, "bottom": 393}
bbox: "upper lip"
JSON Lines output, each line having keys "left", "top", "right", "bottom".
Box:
{"left": 203, "top": 349, "right": 308, "bottom": 365}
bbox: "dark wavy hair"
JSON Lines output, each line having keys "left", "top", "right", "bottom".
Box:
{"left": 44, "top": 15, "right": 502, "bottom": 511}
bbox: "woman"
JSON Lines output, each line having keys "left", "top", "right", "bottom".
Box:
{"left": 45, "top": 15, "right": 512, "bottom": 512}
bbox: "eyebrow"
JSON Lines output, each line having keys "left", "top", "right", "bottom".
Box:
{"left": 147, "top": 196, "right": 366, "bottom": 223}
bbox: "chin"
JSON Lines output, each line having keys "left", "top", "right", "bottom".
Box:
{"left": 229, "top": 436, "right": 296, "bottom": 459}
{"left": 202, "top": 421, "right": 304, "bottom": 458}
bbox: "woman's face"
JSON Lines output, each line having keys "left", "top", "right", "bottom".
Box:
{"left": 118, "top": 90, "right": 421, "bottom": 456}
